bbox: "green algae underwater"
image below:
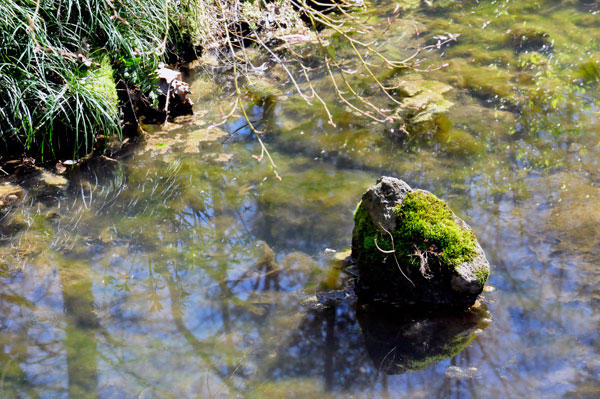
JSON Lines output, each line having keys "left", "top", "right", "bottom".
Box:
{"left": 1, "top": 0, "right": 600, "bottom": 398}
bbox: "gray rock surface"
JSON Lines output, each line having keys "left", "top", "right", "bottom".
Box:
{"left": 359, "top": 176, "right": 411, "bottom": 232}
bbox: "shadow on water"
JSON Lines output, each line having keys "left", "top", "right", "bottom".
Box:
{"left": 356, "top": 300, "right": 487, "bottom": 375}
{"left": 261, "top": 284, "right": 488, "bottom": 392}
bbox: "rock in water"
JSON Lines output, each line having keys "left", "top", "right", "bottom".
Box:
{"left": 352, "top": 176, "right": 490, "bottom": 308}
{"left": 0, "top": 183, "right": 24, "bottom": 211}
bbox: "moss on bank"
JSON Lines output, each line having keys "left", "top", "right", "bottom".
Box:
{"left": 353, "top": 190, "right": 477, "bottom": 273}
{"left": 87, "top": 58, "right": 119, "bottom": 116}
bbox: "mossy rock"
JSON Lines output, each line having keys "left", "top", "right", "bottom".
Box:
{"left": 351, "top": 176, "right": 490, "bottom": 308}
{"left": 246, "top": 74, "right": 285, "bottom": 99}
{"left": 445, "top": 58, "right": 517, "bottom": 103}
{"left": 577, "top": 57, "right": 600, "bottom": 82}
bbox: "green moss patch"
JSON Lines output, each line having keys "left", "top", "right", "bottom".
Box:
{"left": 353, "top": 200, "right": 379, "bottom": 256}
{"left": 84, "top": 57, "right": 119, "bottom": 117}
{"left": 353, "top": 190, "right": 478, "bottom": 273}
{"left": 394, "top": 190, "right": 477, "bottom": 268}
{"left": 474, "top": 266, "right": 490, "bottom": 285}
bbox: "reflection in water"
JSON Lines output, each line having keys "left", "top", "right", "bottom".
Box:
{"left": 260, "top": 289, "right": 488, "bottom": 392}
{"left": 2, "top": 0, "right": 600, "bottom": 397}
{"left": 356, "top": 300, "right": 487, "bottom": 375}
{"left": 1, "top": 127, "right": 598, "bottom": 398}
{"left": 60, "top": 257, "right": 99, "bottom": 399}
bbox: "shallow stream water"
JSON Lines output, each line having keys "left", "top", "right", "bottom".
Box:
{"left": 1, "top": 1, "right": 600, "bottom": 398}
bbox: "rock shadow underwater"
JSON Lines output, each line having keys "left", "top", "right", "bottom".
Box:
{"left": 264, "top": 287, "right": 490, "bottom": 391}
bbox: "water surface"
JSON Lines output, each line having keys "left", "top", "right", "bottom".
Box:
{"left": 1, "top": 0, "right": 600, "bottom": 398}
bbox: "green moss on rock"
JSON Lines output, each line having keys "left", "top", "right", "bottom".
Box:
{"left": 394, "top": 190, "right": 477, "bottom": 269}
{"left": 353, "top": 200, "right": 379, "bottom": 254}
{"left": 353, "top": 190, "right": 477, "bottom": 273}
{"left": 475, "top": 266, "right": 490, "bottom": 285}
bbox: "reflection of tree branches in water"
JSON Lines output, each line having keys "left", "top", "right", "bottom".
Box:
{"left": 0, "top": 256, "right": 102, "bottom": 399}
{"left": 0, "top": 254, "right": 64, "bottom": 398}
{"left": 0, "top": 346, "right": 43, "bottom": 399}
{"left": 0, "top": 156, "right": 178, "bottom": 399}
{"left": 563, "top": 260, "right": 600, "bottom": 399}
{"left": 167, "top": 264, "right": 246, "bottom": 397}
{"left": 258, "top": 299, "right": 375, "bottom": 391}
{"left": 460, "top": 184, "right": 599, "bottom": 397}
{"left": 5, "top": 129, "right": 598, "bottom": 398}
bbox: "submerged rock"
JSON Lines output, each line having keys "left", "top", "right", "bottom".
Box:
{"left": 142, "top": 126, "right": 228, "bottom": 155}
{"left": 507, "top": 26, "right": 553, "bottom": 54}
{"left": 390, "top": 74, "right": 455, "bottom": 129}
{"left": 0, "top": 183, "right": 24, "bottom": 211}
{"left": 351, "top": 176, "right": 490, "bottom": 308}
{"left": 11, "top": 166, "right": 68, "bottom": 197}
{"left": 436, "top": 128, "right": 485, "bottom": 157}
{"left": 445, "top": 58, "right": 517, "bottom": 105}
{"left": 33, "top": 168, "right": 68, "bottom": 195}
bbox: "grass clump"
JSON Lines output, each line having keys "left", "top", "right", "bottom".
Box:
{"left": 0, "top": 0, "right": 193, "bottom": 160}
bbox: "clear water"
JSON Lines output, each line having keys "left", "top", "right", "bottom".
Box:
{"left": 2, "top": 0, "right": 600, "bottom": 398}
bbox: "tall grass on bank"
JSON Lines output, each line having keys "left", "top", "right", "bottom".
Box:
{"left": 0, "top": 0, "right": 187, "bottom": 160}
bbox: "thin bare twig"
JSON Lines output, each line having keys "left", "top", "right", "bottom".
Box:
{"left": 376, "top": 223, "right": 415, "bottom": 288}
